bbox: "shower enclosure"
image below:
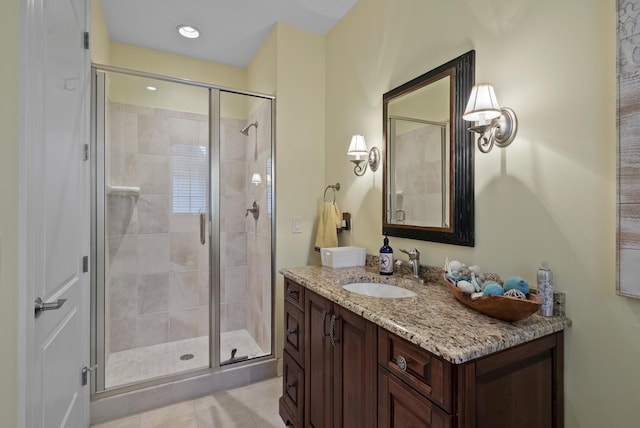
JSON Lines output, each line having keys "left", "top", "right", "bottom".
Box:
{"left": 90, "top": 66, "right": 274, "bottom": 393}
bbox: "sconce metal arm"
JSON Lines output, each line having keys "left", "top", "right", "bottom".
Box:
{"left": 351, "top": 147, "right": 380, "bottom": 176}
{"left": 468, "top": 107, "right": 518, "bottom": 154}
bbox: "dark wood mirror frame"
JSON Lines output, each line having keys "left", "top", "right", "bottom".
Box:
{"left": 382, "top": 50, "right": 475, "bottom": 246}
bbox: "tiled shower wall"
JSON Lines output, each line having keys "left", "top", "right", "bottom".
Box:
{"left": 105, "top": 99, "right": 271, "bottom": 360}
{"left": 219, "top": 117, "right": 249, "bottom": 335}
{"left": 106, "top": 102, "right": 212, "bottom": 354}
{"left": 245, "top": 100, "right": 272, "bottom": 354}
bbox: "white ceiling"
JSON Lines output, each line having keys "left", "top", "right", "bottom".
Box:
{"left": 101, "top": 0, "right": 358, "bottom": 68}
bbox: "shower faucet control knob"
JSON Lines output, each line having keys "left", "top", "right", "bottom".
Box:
{"left": 246, "top": 201, "right": 259, "bottom": 219}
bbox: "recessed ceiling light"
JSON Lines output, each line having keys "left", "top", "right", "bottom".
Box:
{"left": 146, "top": 86, "right": 157, "bottom": 91}
{"left": 177, "top": 25, "right": 200, "bottom": 39}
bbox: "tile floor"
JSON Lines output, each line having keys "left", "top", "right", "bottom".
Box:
{"left": 106, "top": 330, "right": 267, "bottom": 388}
{"left": 91, "top": 376, "right": 286, "bottom": 428}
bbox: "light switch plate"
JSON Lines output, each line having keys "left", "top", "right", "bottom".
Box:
{"left": 292, "top": 217, "right": 302, "bottom": 234}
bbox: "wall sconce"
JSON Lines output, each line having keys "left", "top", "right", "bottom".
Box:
{"left": 347, "top": 134, "right": 380, "bottom": 176}
{"left": 462, "top": 83, "right": 518, "bottom": 153}
{"left": 251, "top": 173, "right": 262, "bottom": 186}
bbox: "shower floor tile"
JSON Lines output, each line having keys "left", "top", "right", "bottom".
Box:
{"left": 106, "top": 329, "right": 267, "bottom": 388}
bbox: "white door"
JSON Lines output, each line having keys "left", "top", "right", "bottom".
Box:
{"left": 23, "top": 0, "right": 90, "bottom": 426}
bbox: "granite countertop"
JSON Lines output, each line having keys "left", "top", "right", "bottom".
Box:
{"left": 280, "top": 265, "right": 572, "bottom": 364}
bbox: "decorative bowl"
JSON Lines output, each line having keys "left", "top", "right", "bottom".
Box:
{"left": 441, "top": 273, "right": 543, "bottom": 322}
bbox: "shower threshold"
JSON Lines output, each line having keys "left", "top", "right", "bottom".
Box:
{"left": 105, "top": 329, "right": 266, "bottom": 389}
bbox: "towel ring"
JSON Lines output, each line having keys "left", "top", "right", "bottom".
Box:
{"left": 324, "top": 183, "right": 341, "bottom": 203}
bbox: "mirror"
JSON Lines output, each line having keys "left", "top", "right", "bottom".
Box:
{"left": 383, "top": 50, "right": 475, "bottom": 246}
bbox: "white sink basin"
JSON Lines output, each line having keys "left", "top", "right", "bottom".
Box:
{"left": 342, "top": 282, "right": 417, "bottom": 298}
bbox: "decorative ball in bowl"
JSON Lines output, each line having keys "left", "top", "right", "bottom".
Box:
{"left": 441, "top": 272, "right": 543, "bottom": 322}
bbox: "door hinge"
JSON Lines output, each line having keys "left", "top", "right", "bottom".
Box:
{"left": 83, "top": 32, "right": 90, "bottom": 50}
{"left": 82, "top": 365, "right": 98, "bottom": 386}
{"left": 82, "top": 256, "right": 88, "bottom": 273}
{"left": 83, "top": 144, "right": 89, "bottom": 161}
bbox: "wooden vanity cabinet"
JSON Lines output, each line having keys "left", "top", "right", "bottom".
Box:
{"left": 305, "top": 290, "right": 377, "bottom": 428}
{"left": 455, "top": 332, "right": 564, "bottom": 428}
{"left": 280, "top": 277, "right": 564, "bottom": 428}
{"left": 378, "top": 328, "right": 564, "bottom": 428}
{"left": 280, "top": 279, "right": 306, "bottom": 427}
{"left": 280, "top": 281, "right": 377, "bottom": 428}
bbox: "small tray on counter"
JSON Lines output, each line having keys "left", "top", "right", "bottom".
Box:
{"left": 441, "top": 273, "right": 543, "bottom": 322}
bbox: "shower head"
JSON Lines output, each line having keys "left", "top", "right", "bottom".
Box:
{"left": 240, "top": 121, "right": 258, "bottom": 136}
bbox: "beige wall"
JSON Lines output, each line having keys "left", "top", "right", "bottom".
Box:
{"left": 326, "top": 0, "right": 638, "bottom": 426}
{"left": 247, "top": 22, "right": 326, "bottom": 364}
{"left": 109, "top": 43, "right": 247, "bottom": 90}
{"left": 0, "top": 0, "right": 19, "bottom": 425}
{"left": 273, "top": 22, "right": 326, "bottom": 270}
{"left": 90, "top": 0, "right": 110, "bottom": 64}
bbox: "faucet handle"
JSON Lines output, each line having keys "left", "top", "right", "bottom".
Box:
{"left": 399, "top": 248, "right": 420, "bottom": 259}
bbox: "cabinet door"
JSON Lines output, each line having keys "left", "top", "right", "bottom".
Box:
{"left": 379, "top": 368, "right": 451, "bottom": 428}
{"left": 305, "top": 291, "right": 333, "bottom": 428}
{"left": 284, "top": 301, "right": 304, "bottom": 366}
{"left": 458, "top": 333, "right": 562, "bottom": 428}
{"left": 280, "top": 351, "right": 305, "bottom": 427}
{"left": 332, "top": 305, "right": 377, "bottom": 428}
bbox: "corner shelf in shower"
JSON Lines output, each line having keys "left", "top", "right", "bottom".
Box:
{"left": 106, "top": 184, "right": 140, "bottom": 196}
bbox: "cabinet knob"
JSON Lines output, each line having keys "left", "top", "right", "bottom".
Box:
{"left": 287, "top": 288, "right": 299, "bottom": 297}
{"left": 286, "top": 327, "right": 297, "bottom": 336}
{"left": 396, "top": 355, "right": 408, "bottom": 371}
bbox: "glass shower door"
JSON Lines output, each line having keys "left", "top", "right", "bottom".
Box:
{"left": 95, "top": 70, "right": 211, "bottom": 390}
{"left": 218, "top": 90, "right": 273, "bottom": 365}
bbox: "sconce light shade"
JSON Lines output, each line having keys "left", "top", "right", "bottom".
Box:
{"left": 347, "top": 135, "right": 369, "bottom": 159}
{"left": 347, "top": 134, "right": 380, "bottom": 176}
{"left": 462, "top": 83, "right": 501, "bottom": 124}
{"left": 463, "top": 84, "right": 518, "bottom": 154}
{"left": 251, "top": 173, "right": 262, "bottom": 186}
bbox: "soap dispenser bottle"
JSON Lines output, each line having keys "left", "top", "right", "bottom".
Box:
{"left": 380, "top": 235, "right": 394, "bottom": 276}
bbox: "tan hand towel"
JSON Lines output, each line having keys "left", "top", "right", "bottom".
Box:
{"left": 314, "top": 202, "right": 342, "bottom": 249}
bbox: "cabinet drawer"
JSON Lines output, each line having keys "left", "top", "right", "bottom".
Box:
{"left": 378, "top": 328, "right": 452, "bottom": 412}
{"left": 284, "top": 301, "right": 305, "bottom": 367}
{"left": 378, "top": 367, "right": 452, "bottom": 428}
{"left": 285, "top": 278, "right": 305, "bottom": 310}
{"left": 281, "top": 351, "right": 304, "bottom": 427}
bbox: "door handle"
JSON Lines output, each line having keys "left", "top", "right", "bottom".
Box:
{"left": 82, "top": 365, "right": 98, "bottom": 386}
{"left": 199, "top": 212, "right": 206, "bottom": 245}
{"left": 34, "top": 297, "right": 67, "bottom": 318}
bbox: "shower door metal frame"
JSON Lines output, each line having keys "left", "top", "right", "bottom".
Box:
{"left": 90, "top": 70, "right": 107, "bottom": 393}
{"left": 90, "top": 65, "right": 276, "bottom": 398}
{"left": 209, "top": 89, "right": 222, "bottom": 370}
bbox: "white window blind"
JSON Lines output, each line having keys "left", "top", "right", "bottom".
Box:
{"left": 172, "top": 145, "right": 208, "bottom": 214}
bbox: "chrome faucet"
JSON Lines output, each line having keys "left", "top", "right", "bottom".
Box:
{"left": 395, "top": 248, "right": 421, "bottom": 278}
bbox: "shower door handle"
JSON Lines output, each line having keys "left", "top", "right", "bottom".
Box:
{"left": 199, "top": 212, "right": 206, "bottom": 245}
